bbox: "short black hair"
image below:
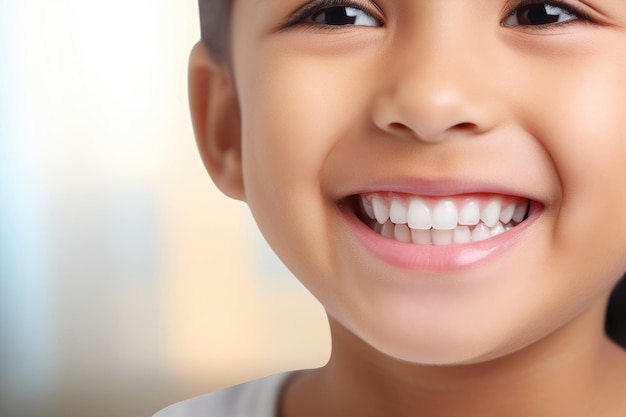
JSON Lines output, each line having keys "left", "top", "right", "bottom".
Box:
{"left": 606, "top": 275, "right": 626, "bottom": 348}
{"left": 199, "top": 0, "right": 233, "bottom": 61}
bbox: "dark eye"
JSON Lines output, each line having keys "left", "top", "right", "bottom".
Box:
{"left": 503, "top": 3, "right": 579, "bottom": 26}
{"left": 310, "top": 6, "right": 381, "bottom": 27}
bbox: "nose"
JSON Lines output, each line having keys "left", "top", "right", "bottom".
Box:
{"left": 372, "top": 24, "right": 500, "bottom": 143}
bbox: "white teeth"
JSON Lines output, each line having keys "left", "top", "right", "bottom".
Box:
{"left": 490, "top": 221, "right": 505, "bottom": 237}
{"left": 458, "top": 199, "right": 480, "bottom": 226}
{"left": 472, "top": 223, "right": 491, "bottom": 241}
{"left": 512, "top": 200, "right": 529, "bottom": 223}
{"left": 390, "top": 199, "right": 408, "bottom": 224}
{"left": 394, "top": 224, "right": 411, "bottom": 243}
{"left": 432, "top": 200, "right": 458, "bottom": 230}
{"left": 453, "top": 226, "right": 472, "bottom": 244}
{"left": 361, "top": 197, "right": 376, "bottom": 220}
{"left": 361, "top": 194, "right": 531, "bottom": 245}
{"left": 411, "top": 228, "right": 432, "bottom": 245}
{"left": 379, "top": 220, "right": 514, "bottom": 245}
{"left": 481, "top": 198, "right": 502, "bottom": 228}
{"left": 407, "top": 198, "right": 431, "bottom": 230}
{"left": 372, "top": 196, "right": 390, "bottom": 224}
{"left": 381, "top": 221, "right": 395, "bottom": 238}
{"left": 432, "top": 229, "right": 453, "bottom": 245}
{"left": 499, "top": 203, "right": 515, "bottom": 224}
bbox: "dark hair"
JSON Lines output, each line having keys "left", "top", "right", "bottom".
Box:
{"left": 195, "top": 0, "right": 626, "bottom": 351}
{"left": 199, "top": 0, "right": 232, "bottom": 62}
{"left": 606, "top": 275, "right": 626, "bottom": 348}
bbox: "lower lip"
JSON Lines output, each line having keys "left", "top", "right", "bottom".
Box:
{"left": 341, "top": 202, "right": 540, "bottom": 272}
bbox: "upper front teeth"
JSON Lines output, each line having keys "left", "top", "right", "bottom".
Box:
{"left": 458, "top": 199, "right": 480, "bottom": 226}
{"left": 432, "top": 200, "right": 457, "bottom": 230}
{"left": 408, "top": 198, "right": 430, "bottom": 229}
{"left": 363, "top": 194, "right": 529, "bottom": 231}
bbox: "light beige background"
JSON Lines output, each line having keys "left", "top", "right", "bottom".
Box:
{"left": 0, "top": 1, "right": 329, "bottom": 416}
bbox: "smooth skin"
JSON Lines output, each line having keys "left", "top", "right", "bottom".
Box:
{"left": 189, "top": 0, "right": 626, "bottom": 416}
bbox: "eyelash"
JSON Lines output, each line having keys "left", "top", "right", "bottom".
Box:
{"left": 279, "top": 0, "right": 594, "bottom": 31}
{"left": 503, "top": 0, "right": 595, "bottom": 28}
{"left": 280, "top": 0, "right": 383, "bottom": 30}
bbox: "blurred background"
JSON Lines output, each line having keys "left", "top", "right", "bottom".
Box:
{"left": 0, "top": 1, "right": 330, "bottom": 416}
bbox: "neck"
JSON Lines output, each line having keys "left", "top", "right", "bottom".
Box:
{"left": 281, "top": 301, "right": 626, "bottom": 417}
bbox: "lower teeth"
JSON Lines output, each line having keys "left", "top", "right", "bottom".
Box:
{"left": 370, "top": 220, "right": 518, "bottom": 245}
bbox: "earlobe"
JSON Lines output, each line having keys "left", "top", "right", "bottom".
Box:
{"left": 188, "top": 42, "right": 245, "bottom": 201}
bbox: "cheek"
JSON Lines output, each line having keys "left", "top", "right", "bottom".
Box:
{"left": 236, "top": 53, "right": 375, "bottom": 293}
{"left": 525, "top": 50, "right": 626, "bottom": 284}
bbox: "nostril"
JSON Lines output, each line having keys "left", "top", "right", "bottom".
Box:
{"left": 386, "top": 121, "right": 478, "bottom": 141}
{"left": 453, "top": 122, "right": 476, "bottom": 130}
{"left": 388, "top": 122, "right": 414, "bottom": 135}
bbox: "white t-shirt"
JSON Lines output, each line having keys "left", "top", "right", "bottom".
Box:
{"left": 153, "top": 372, "right": 294, "bottom": 417}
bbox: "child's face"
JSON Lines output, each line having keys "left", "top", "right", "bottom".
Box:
{"left": 216, "top": 0, "right": 626, "bottom": 363}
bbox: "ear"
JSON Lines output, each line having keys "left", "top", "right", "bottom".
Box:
{"left": 188, "top": 42, "right": 245, "bottom": 201}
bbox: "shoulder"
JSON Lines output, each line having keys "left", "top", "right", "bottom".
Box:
{"left": 152, "top": 372, "right": 295, "bottom": 417}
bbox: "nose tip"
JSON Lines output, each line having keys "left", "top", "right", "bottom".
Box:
{"left": 374, "top": 86, "right": 490, "bottom": 143}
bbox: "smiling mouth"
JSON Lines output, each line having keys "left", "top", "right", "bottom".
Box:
{"left": 354, "top": 193, "right": 531, "bottom": 245}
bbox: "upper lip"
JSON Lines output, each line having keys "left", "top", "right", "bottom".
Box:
{"left": 336, "top": 177, "right": 540, "bottom": 202}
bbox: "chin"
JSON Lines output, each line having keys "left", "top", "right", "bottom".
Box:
{"left": 369, "top": 330, "right": 516, "bottom": 366}
{"left": 338, "top": 304, "right": 545, "bottom": 367}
